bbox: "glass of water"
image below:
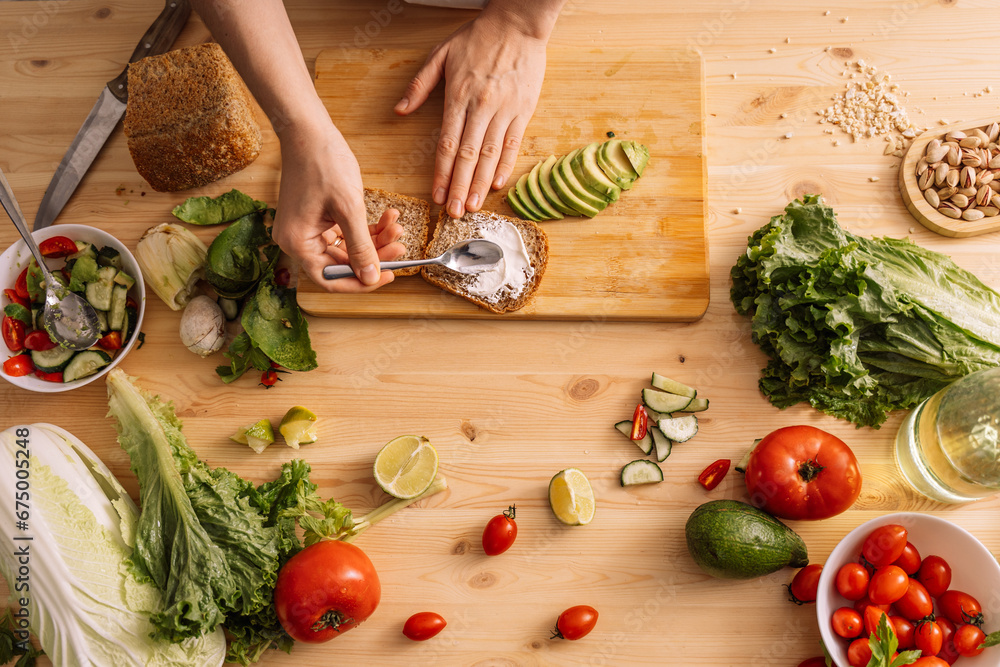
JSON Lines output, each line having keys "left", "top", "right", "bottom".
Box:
{"left": 895, "top": 367, "right": 1000, "bottom": 504}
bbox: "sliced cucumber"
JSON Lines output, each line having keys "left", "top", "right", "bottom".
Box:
{"left": 62, "top": 349, "right": 111, "bottom": 382}
{"left": 85, "top": 266, "right": 117, "bottom": 311}
{"left": 650, "top": 427, "right": 673, "bottom": 463}
{"left": 31, "top": 306, "right": 42, "bottom": 330}
{"left": 95, "top": 309, "right": 110, "bottom": 333}
{"left": 614, "top": 420, "right": 653, "bottom": 455}
{"left": 123, "top": 305, "right": 139, "bottom": 343}
{"left": 644, "top": 407, "right": 665, "bottom": 423}
{"left": 679, "top": 397, "right": 710, "bottom": 413}
{"left": 641, "top": 387, "right": 693, "bottom": 413}
{"left": 650, "top": 372, "right": 697, "bottom": 398}
{"left": 620, "top": 459, "right": 663, "bottom": 487}
{"left": 657, "top": 414, "right": 699, "bottom": 443}
{"left": 67, "top": 241, "right": 97, "bottom": 261}
{"left": 735, "top": 438, "right": 764, "bottom": 474}
{"left": 108, "top": 284, "right": 127, "bottom": 331}
{"left": 96, "top": 245, "right": 122, "bottom": 270}
{"left": 30, "top": 346, "right": 75, "bottom": 373}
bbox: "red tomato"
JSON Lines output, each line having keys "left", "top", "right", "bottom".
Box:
{"left": 273, "top": 540, "right": 381, "bottom": 643}
{"left": 2, "top": 354, "right": 33, "bottom": 377}
{"left": 848, "top": 636, "right": 873, "bottom": 667}
{"left": 14, "top": 267, "right": 29, "bottom": 300}
{"left": 854, "top": 595, "right": 891, "bottom": 618}
{"left": 915, "top": 620, "right": 943, "bottom": 657}
{"left": 833, "top": 607, "right": 864, "bottom": 639}
{"left": 891, "top": 616, "right": 916, "bottom": 649}
{"left": 865, "top": 605, "right": 890, "bottom": 638}
{"left": 553, "top": 605, "right": 598, "bottom": 640}
{"left": 482, "top": 505, "right": 517, "bottom": 556}
{"left": 796, "top": 659, "right": 828, "bottom": 667}
{"left": 862, "top": 524, "right": 908, "bottom": 567}
{"left": 895, "top": 579, "right": 934, "bottom": 621}
{"left": 787, "top": 564, "right": 823, "bottom": 604}
{"left": 24, "top": 330, "right": 56, "bottom": 351}
{"left": 630, "top": 404, "right": 648, "bottom": 440}
{"left": 916, "top": 555, "right": 952, "bottom": 598}
{"left": 836, "top": 562, "right": 871, "bottom": 601}
{"left": 911, "top": 658, "right": 950, "bottom": 667}
{"left": 697, "top": 459, "right": 730, "bottom": 490}
{"left": 954, "top": 623, "right": 985, "bottom": 657}
{"left": 869, "top": 565, "right": 909, "bottom": 605}
{"left": 38, "top": 236, "right": 78, "bottom": 258}
{"left": 938, "top": 590, "right": 983, "bottom": 626}
{"left": 33, "top": 369, "right": 62, "bottom": 383}
{"left": 743, "top": 425, "right": 862, "bottom": 520}
{"left": 3, "top": 288, "right": 28, "bottom": 310}
{"left": 894, "top": 542, "right": 922, "bottom": 576}
{"left": 274, "top": 267, "right": 291, "bottom": 287}
{"left": 402, "top": 612, "right": 446, "bottom": 641}
{"left": 936, "top": 619, "right": 960, "bottom": 664}
{"left": 2, "top": 316, "right": 25, "bottom": 352}
{"left": 97, "top": 330, "right": 122, "bottom": 351}
{"left": 259, "top": 368, "right": 281, "bottom": 388}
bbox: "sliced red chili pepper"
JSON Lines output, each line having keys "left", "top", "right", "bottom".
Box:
{"left": 259, "top": 368, "right": 280, "bottom": 388}
{"left": 3, "top": 288, "right": 28, "bottom": 310}
{"left": 97, "top": 330, "right": 123, "bottom": 351}
{"left": 2, "top": 316, "right": 25, "bottom": 353}
{"left": 24, "top": 330, "right": 57, "bottom": 351}
{"left": 630, "top": 404, "right": 648, "bottom": 440}
{"left": 33, "top": 369, "right": 63, "bottom": 383}
{"left": 126, "top": 296, "right": 138, "bottom": 310}
{"left": 698, "top": 458, "right": 731, "bottom": 491}
{"left": 38, "top": 235, "right": 78, "bottom": 259}
{"left": 3, "top": 354, "right": 34, "bottom": 377}
{"left": 274, "top": 267, "right": 291, "bottom": 287}
{"left": 14, "top": 267, "right": 29, "bottom": 300}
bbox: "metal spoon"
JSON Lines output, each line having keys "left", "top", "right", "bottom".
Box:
{"left": 0, "top": 167, "right": 101, "bottom": 351}
{"left": 323, "top": 239, "right": 504, "bottom": 280}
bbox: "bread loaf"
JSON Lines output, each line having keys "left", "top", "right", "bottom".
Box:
{"left": 363, "top": 188, "right": 430, "bottom": 276}
{"left": 123, "top": 43, "right": 261, "bottom": 192}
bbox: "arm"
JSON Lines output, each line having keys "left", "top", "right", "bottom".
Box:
{"left": 190, "top": 0, "right": 403, "bottom": 291}
{"left": 395, "top": 0, "right": 567, "bottom": 219}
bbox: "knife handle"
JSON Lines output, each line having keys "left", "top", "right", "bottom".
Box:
{"left": 106, "top": 0, "right": 192, "bottom": 104}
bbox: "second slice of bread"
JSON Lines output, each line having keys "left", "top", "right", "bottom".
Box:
{"left": 364, "top": 188, "right": 430, "bottom": 276}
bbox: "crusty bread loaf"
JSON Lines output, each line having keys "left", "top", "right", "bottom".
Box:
{"left": 123, "top": 43, "right": 262, "bottom": 192}
{"left": 421, "top": 210, "right": 548, "bottom": 314}
{"left": 364, "top": 188, "right": 430, "bottom": 276}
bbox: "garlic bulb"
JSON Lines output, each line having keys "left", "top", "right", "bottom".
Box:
{"left": 179, "top": 296, "right": 226, "bottom": 357}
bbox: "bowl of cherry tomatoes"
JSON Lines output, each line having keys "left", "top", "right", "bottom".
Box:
{"left": 817, "top": 512, "right": 1000, "bottom": 667}
{"left": 1, "top": 224, "right": 145, "bottom": 393}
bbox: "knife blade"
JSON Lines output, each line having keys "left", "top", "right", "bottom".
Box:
{"left": 33, "top": 0, "right": 191, "bottom": 230}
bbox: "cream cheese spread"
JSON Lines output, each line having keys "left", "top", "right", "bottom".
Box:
{"left": 464, "top": 217, "right": 534, "bottom": 304}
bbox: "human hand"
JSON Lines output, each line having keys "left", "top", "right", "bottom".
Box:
{"left": 271, "top": 121, "right": 405, "bottom": 292}
{"left": 394, "top": 5, "right": 558, "bottom": 219}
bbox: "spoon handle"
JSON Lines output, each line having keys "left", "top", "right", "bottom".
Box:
{"left": 322, "top": 257, "right": 441, "bottom": 280}
{"left": 0, "top": 166, "right": 54, "bottom": 276}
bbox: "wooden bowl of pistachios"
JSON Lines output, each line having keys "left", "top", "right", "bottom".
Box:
{"left": 900, "top": 117, "right": 1000, "bottom": 238}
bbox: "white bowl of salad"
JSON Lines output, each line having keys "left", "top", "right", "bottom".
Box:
{"left": 1, "top": 224, "right": 145, "bottom": 392}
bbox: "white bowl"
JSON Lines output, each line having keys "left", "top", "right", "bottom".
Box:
{"left": 817, "top": 512, "right": 1000, "bottom": 666}
{"left": 0, "top": 224, "right": 146, "bottom": 392}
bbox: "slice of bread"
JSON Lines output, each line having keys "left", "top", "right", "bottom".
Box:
{"left": 123, "top": 43, "right": 262, "bottom": 192}
{"left": 421, "top": 210, "right": 548, "bottom": 314}
{"left": 364, "top": 188, "right": 430, "bottom": 276}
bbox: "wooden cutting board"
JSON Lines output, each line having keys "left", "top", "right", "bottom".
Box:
{"left": 297, "top": 47, "right": 708, "bottom": 321}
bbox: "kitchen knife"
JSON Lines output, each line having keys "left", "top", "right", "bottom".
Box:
{"left": 32, "top": 0, "right": 191, "bottom": 230}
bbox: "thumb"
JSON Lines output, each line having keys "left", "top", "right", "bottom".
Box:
{"left": 340, "top": 218, "right": 382, "bottom": 286}
{"left": 394, "top": 46, "right": 447, "bottom": 115}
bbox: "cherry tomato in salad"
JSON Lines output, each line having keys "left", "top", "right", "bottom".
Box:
{"left": 869, "top": 565, "right": 909, "bottom": 605}
{"left": 894, "top": 579, "right": 934, "bottom": 622}
{"left": 915, "top": 620, "right": 943, "bottom": 657}
{"left": 24, "top": 329, "right": 56, "bottom": 351}
{"left": 847, "top": 637, "right": 873, "bottom": 667}
{"left": 2, "top": 315, "right": 25, "bottom": 353}
{"left": 796, "top": 659, "right": 828, "bottom": 667}
{"left": 862, "top": 524, "right": 908, "bottom": 567}
{"left": 3, "top": 288, "right": 28, "bottom": 310}
{"left": 97, "top": 330, "right": 123, "bottom": 351}
{"left": 890, "top": 616, "right": 916, "bottom": 650}
{"left": 787, "top": 564, "right": 823, "bottom": 605}
{"left": 697, "top": 459, "right": 730, "bottom": 490}
{"left": 953, "top": 623, "right": 986, "bottom": 657}
{"left": 893, "top": 542, "right": 922, "bottom": 576}
{"left": 38, "top": 235, "right": 78, "bottom": 258}
{"left": 836, "top": 562, "right": 871, "bottom": 601}
{"left": 2, "top": 354, "right": 33, "bottom": 377}
{"left": 629, "top": 404, "right": 648, "bottom": 440}
{"left": 402, "top": 612, "right": 446, "bottom": 641}
{"left": 938, "top": 590, "right": 983, "bottom": 626}
{"left": 14, "top": 267, "right": 29, "bottom": 300}
{"left": 552, "top": 605, "right": 598, "bottom": 641}
{"left": 916, "top": 555, "right": 952, "bottom": 598}
{"left": 482, "top": 505, "right": 517, "bottom": 556}
{"left": 832, "top": 607, "right": 864, "bottom": 639}
{"left": 33, "top": 369, "right": 62, "bottom": 383}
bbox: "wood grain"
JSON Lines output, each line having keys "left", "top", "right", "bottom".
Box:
{"left": 296, "top": 47, "right": 709, "bottom": 321}
{"left": 0, "top": 1, "right": 1000, "bottom": 667}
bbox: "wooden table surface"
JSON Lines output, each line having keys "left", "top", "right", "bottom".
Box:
{"left": 2, "top": 1, "right": 1000, "bottom": 666}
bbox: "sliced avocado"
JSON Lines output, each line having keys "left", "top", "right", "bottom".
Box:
{"left": 572, "top": 142, "right": 621, "bottom": 202}
{"left": 556, "top": 152, "right": 609, "bottom": 214}
{"left": 598, "top": 139, "right": 640, "bottom": 190}
{"left": 525, "top": 161, "right": 562, "bottom": 220}
{"left": 539, "top": 155, "right": 579, "bottom": 216}
{"left": 550, "top": 155, "right": 603, "bottom": 218}
{"left": 622, "top": 141, "right": 650, "bottom": 177}
{"left": 515, "top": 172, "right": 549, "bottom": 220}
{"left": 506, "top": 186, "right": 541, "bottom": 221}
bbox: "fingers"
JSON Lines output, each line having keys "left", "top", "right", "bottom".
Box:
{"left": 395, "top": 46, "right": 447, "bottom": 116}
{"left": 465, "top": 115, "right": 510, "bottom": 212}
{"left": 493, "top": 116, "right": 528, "bottom": 191}
{"left": 339, "top": 210, "right": 383, "bottom": 286}
{"left": 440, "top": 107, "right": 495, "bottom": 218}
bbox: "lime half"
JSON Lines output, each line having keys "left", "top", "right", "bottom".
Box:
{"left": 230, "top": 419, "right": 275, "bottom": 454}
{"left": 373, "top": 435, "right": 438, "bottom": 499}
{"left": 548, "top": 468, "right": 596, "bottom": 526}
{"left": 279, "top": 406, "right": 318, "bottom": 449}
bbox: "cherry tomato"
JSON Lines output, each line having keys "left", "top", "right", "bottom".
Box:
{"left": 916, "top": 555, "right": 952, "bottom": 598}
{"left": 915, "top": 620, "right": 943, "bottom": 657}
{"left": 259, "top": 368, "right": 281, "bottom": 388}
{"left": 402, "top": 612, "right": 446, "bottom": 641}
{"left": 97, "top": 330, "right": 122, "bottom": 351}
{"left": 890, "top": 615, "right": 916, "bottom": 649}
{"left": 273, "top": 540, "right": 380, "bottom": 643}
{"left": 24, "top": 329, "right": 56, "bottom": 352}
{"left": 938, "top": 590, "right": 983, "bottom": 626}
{"left": 552, "top": 605, "right": 598, "bottom": 641}
{"left": 893, "top": 542, "right": 922, "bottom": 576}
{"left": 869, "top": 565, "right": 909, "bottom": 605}
{"left": 953, "top": 623, "right": 985, "bottom": 657}
{"left": 854, "top": 595, "right": 891, "bottom": 618}
{"left": 38, "top": 235, "right": 78, "bottom": 258}
{"left": 796, "top": 659, "right": 828, "bottom": 667}
{"left": 697, "top": 458, "right": 730, "bottom": 490}
{"left": 787, "top": 564, "right": 823, "bottom": 604}
{"left": 2, "top": 354, "right": 33, "bottom": 377}
{"left": 848, "top": 636, "right": 873, "bottom": 667}
{"left": 910, "top": 658, "right": 950, "bottom": 667}
{"left": 864, "top": 605, "right": 890, "bottom": 638}
{"left": 744, "top": 425, "right": 862, "bottom": 520}
{"left": 894, "top": 579, "right": 934, "bottom": 621}
{"left": 836, "top": 562, "right": 871, "bottom": 601}
{"left": 630, "top": 404, "right": 648, "bottom": 440}
{"left": 274, "top": 267, "right": 291, "bottom": 287}
{"left": 862, "top": 524, "right": 908, "bottom": 567}
{"left": 14, "top": 267, "right": 29, "bottom": 300}
{"left": 936, "top": 618, "right": 960, "bottom": 664}
{"left": 33, "top": 369, "right": 62, "bottom": 383}
{"left": 2, "top": 316, "right": 25, "bottom": 353}
{"left": 482, "top": 505, "right": 517, "bottom": 556}
{"left": 3, "top": 288, "right": 28, "bottom": 310}
{"left": 832, "top": 607, "right": 864, "bottom": 639}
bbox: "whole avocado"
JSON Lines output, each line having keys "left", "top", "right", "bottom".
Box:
{"left": 685, "top": 499, "right": 808, "bottom": 579}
